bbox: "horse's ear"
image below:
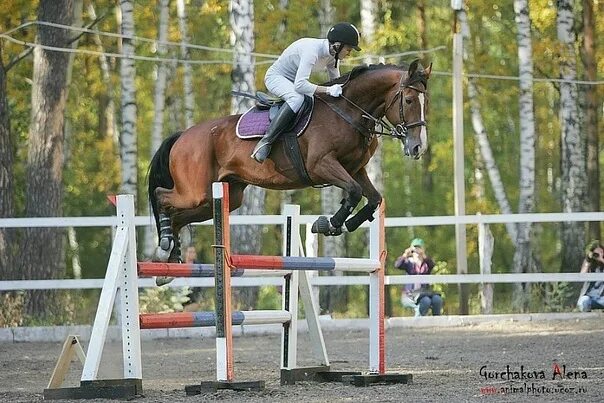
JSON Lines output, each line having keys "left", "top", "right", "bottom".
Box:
{"left": 408, "top": 59, "right": 419, "bottom": 76}
{"left": 425, "top": 62, "right": 433, "bottom": 79}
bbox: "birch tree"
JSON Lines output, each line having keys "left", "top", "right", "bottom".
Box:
{"left": 88, "top": 4, "right": 119, "bottom": 148}
{"left": 361, "top": 0, "right": 383, "bottom": 199}
{"left": 176, "top": 0, "right": 195, "bottom": 129}
{"left": 581, "top": 0, "right": 600, "bottom": 240}
{"left": 417, "top": 0, "right": 433, "bottom": 192}
{"left": 150, "top": 0, "right": 170, "bottom": 156}
{"left": 511, "top": 0, "right": 536, "bottom": 312}
{"left": 119, "top": 0, "right": 138, "bottom": 198}
{"left": 229, "top": 0, "right": 264, "bottom": 309}
{"left": 460, "top": 11, "right": 517, "bottom": 242}
{"left": 317, "top": 0, "right": 346, "bottom": 314}
{"left": 557, "top": 0, "right": 586, "bottom": 272}
{"left": 24, "top": 0, "right": 75, "bottom": 316}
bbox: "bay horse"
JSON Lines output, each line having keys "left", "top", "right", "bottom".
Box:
{"left": 148, "top": 60, "right": 431, "bottom": 262}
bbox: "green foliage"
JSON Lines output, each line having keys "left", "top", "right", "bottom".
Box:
{"left": 139, "top": 286, "right": 192, "bottom": 314}
{"left": 0, "top": 292, "right": 24, "bottom": 327}
{"left": 540, "top": 282, "right": 579, "bottom": 313}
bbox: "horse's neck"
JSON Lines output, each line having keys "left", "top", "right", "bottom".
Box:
{"left": 347, "top": 71, "right": 399, "bottom": 116}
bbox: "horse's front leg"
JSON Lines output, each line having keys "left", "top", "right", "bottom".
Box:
{"left": 343, "top": 168, "right": 383, "bottom": 232}
{"left": 311, "top": 163, "right": 363, "bottom": 236}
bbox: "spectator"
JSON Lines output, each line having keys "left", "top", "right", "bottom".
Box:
{"left": 577, "top": 241, "right": 604, "bottom": 312}
{"left": 394, "top": 238, "right": 443, "bottom": 317}
{"left": 184, "top": 245, "right": 198, "bottom": 264}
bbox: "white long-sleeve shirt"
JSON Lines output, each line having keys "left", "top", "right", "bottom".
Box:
{"left": 266, "top": 38, "right": 340, "bottom": 96}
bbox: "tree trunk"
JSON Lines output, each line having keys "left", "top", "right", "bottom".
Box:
{"left": 318, "top": 0, "right": 333, "bottom": 35}
{"left": 0, "top": 44, "right": 16, "bottom": 280}
{"left": 581, "top": 0, "right": 600, "bottom": 240}
{"left": 316, "top": 0, "right": 346, "bottom": 314}
{"left": 119, "top": 0, "right": 138, "bottom": 198}
{"left": 557, "top": 0, "right": 587, "bottom": 273}
{"left": 512, "top": 0, "right": 536, "bottom": 312}
{"left": 145, "top": 0, "right": 171, "bottom": 258}
{"left": 176, "top": 0, "right": 195, "bottom": 129}
{"left": 417, "top": 0, "right": 433, "bottom": 193}
{"left": 88, "top": 4, "right": 120, "bottom": 149}
{"left": 229, "top": 0, "right": 263, "bottom": 309}
{"left": 150, "top": 0, "right": 170, "bottom": 156}
{"left": 24, "top": 0, "right": 75, "bottom": 317}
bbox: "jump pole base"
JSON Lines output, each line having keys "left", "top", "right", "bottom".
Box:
{"left": 342, "top": 373, "right": 413, "bottom": 387}
{"left": 43, "top": 379, "right": 142, "bottom": 400}
{"left": 280, "top": 366, "right": 362, "bottom": 385}
{"left": 185, "top": 380, "right": 265, "bottom": 394}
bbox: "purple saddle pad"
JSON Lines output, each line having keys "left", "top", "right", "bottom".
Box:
{"left": 236, "top": 101, "right": 314, "bottom": 139}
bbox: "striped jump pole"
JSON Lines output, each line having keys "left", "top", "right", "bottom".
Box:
{"left": 140, "top": 310, "right": 291, "bottom": 329}
{"left": 137, "top": 262, "right": 291, "bottom": 277}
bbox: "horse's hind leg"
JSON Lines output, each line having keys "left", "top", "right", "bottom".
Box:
{"left": 155, "top": 181, "right": 245, "bottom": 262}
{"left": 155, "top": 183, "right": 212, "bottom": 262}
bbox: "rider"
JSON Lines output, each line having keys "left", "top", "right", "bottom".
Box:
{"left": 251, "top": 22, "right": 362, "bottom": 163}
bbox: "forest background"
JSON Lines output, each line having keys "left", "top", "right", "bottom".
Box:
{"left": 0, "top": 0, "right": 602, "bottom": 326}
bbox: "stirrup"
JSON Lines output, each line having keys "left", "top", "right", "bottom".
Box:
{"left": 251, "top": 142, "right": 272, "bottom": 163}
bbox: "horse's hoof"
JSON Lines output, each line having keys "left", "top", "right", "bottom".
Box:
{"left": 311, "top": 216, "right": 343, "bottom": 236}
{"left": 155, "top": 246, "right": 171, "bottom": 262}
{"left": 155, "top": 276, "right": 174, "bottom": 286}
{"left": 311, "top": 216, "right": 330, "bottom": 234}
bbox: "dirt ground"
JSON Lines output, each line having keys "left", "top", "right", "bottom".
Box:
{"left": 0, "top": 318, "right": 602, "bottom": 402}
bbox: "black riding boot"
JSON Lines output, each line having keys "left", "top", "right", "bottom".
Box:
{"left": 251, "top": 103, "right": 296, "bottom": 163}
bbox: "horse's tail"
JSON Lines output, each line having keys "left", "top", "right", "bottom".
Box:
{"left": 148, "top": 132, "right": 182, "bottom": 240}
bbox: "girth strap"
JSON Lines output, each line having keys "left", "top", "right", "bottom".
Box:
{"left": 283, "top": 131, "right": 313, "bottom": 186}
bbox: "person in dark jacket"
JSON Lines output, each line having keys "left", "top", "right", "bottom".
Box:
{"left": 394, "top": 238, "right": 442, "bottom": 316}
{"left": 577, "top": 241, "right": 604, "bottom": 312}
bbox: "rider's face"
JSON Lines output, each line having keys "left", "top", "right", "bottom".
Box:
{"left": 339, "top": 45, "right": 354, "bottom": 59}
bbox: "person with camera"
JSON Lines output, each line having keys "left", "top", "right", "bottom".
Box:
{"left": 394, "top": 238, "right": 443, "bottom": 316}
{"left": 577, "top": 241, "right": 604, "bottom": 312}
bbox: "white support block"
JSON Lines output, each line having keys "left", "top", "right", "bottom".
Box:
{"left": 116, "top": 194, "right": 142, "bottom": 380}
{"left": 81, "top": 227, "right": 129, "bottom": 381}
{"left": 281, "top": 204, "right": 300, "bottom": 370}
{"left": 216, "top": 337, "right": 227, "bottom": 381}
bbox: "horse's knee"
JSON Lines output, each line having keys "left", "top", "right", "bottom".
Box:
{"left": 347, "top": 183, "right": 363, "bottom": 206}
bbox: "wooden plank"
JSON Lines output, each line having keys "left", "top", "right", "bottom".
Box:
{"left": 47, "top": 335, "right": 86, "bottom": 389}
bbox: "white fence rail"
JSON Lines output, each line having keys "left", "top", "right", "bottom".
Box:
{"left": 1, "top": 211, "right": 603, "bottom": 292}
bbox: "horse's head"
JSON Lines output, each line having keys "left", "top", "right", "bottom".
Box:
{"left": 384, "top": 60, "right": 432, "bottom": 160}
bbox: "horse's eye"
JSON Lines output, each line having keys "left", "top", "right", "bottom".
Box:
{"left": 405, "top": 98, "right": 413, "bottom": 105}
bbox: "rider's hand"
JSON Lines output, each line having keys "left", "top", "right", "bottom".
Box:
{"left": 326, "top": 84, "right": 343, "bottom": 97}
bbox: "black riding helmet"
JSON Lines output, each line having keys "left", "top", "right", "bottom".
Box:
{"left": 327, "top": 22, "right": 362, "bottom": 51}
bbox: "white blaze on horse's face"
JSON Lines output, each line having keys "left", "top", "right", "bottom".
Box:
{"left": 418, "top": 92, "right": 428, "bottom": 157}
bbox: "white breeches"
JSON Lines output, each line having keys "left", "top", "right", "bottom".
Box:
{"left": 264, "top": 72, "right": 305, "bottom": 112}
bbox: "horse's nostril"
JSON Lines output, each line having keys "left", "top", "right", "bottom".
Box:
{"left": 413, "top": 144, "right": 421, "bottom": 156}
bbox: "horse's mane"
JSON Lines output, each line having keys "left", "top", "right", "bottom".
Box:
{"left": 322, "top": 61, "right": 428, "bottom": 88}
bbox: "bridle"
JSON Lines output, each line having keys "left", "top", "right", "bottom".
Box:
{"left": 382, "top": 74, "right": 427, "bottom": 141}
{"left": 320, "top": 70, "right": 427, "bottom": 147}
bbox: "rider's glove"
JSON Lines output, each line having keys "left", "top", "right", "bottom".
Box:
{"left": 326, "top": 84, "right": 343, "bottom": 97}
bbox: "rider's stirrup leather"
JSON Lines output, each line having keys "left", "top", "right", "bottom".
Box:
{"left": 251, "top": 104, "right": 296, "bottom": 163}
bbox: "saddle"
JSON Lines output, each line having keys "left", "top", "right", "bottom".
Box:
{"left": 234, "top": 91, "right": 314, "bottom": 185}
{"left": 235, "top": 91, "right": 314, "bottom": 139}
